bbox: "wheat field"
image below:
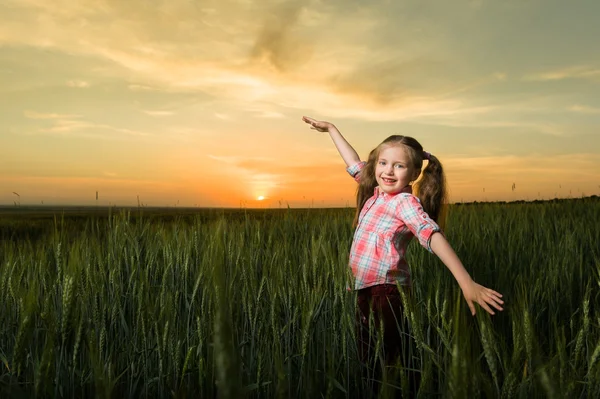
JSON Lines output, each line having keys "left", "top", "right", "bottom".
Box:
{"left": 1, "top": 198, "right": 599, "bottom": 398}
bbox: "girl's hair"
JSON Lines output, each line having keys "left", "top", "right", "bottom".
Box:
{"left": 353, "top": 135, "right": 448, "bottom": 229}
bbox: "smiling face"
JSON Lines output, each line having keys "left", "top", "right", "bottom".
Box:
{"left": 375, "top": 144, "right": 420, "bottom": 194}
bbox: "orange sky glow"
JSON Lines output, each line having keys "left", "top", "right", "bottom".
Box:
{"left": 1, "top": 0, "right": 599, "bottom": 207}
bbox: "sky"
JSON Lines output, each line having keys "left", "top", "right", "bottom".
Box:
{"left": 1, "top": 0, "right": 599, "bottom": 208}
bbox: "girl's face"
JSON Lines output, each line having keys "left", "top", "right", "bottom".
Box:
{"left": 375, "top": 144, "right": 420, "bottom": 194}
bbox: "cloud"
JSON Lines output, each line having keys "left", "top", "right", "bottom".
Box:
{"left": 23, "top": 110, "right": 81, "bottom": 119}
{"left": 445, "top": 153, "right": 600, "bottom": 178}
{"left": 241, "top": 103, "right": 286, "bottom": 119}
{"left": 3, "top": 0, "right": 599, "bottom": 131}
{"left": 128, "top": 84, "right": 157, "bottom": 91}
{"left": 207, "top": 154, "right": 349, "bottom": 185}
{"left": 27, "top": 117, "right": 150, "bottom": 138}
{"left": 214, "top": 113, "right": 231, "bottom": 120}
{"left": 23, "top": 108, "right": 150, "bottom": 138}
{"left": 0, "top": 173, "right": 171, "bottom": 187}
{"left": 413, "top": 117, "right": 568, "bottom": 136}
{"left": 0, "top": 0, "right": 482, "bottom": 123}
{"left": 142, "top": 110, "right": 174, "bottom": 117}
{"left": 66, "top": 79, "right": 90, "bottom": 88}
{"left": 524, "top": 65, "right": 600, "bottom": 81}
{"left": 568, "top": 104, "right": 600, "bottom": 114}
{"left": 330, "top": 57, "right": 457, "bottom": 105}
{"left": 207, "top": 155, "right": 273, "bottom": 165}
{"left": 249, "top": 1, "right": 311, "bottom": 72}
{"left": 442, "top": 152, "right": 600, "bottom": 201}
{"left": 255, "top": 111, "right": 285, "bottom": 119}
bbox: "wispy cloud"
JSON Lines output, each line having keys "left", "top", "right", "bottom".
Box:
{"left": 66, "top": 79, "right": 90, "bottom": 88}
{"left": 330, "top": 57, "right": 455, "bottom": 105}
{"left": 207, "top": 155, "right": 274, "bottom": 164}
{"left": 249, "top": 1, "right": 310, "bottom": 72}
{"left": 24, "top": 110, "right": 81, "bottom": 119}
{"left": 255, "top": 111, "right": 285, "bottom": 119}
{"left": 142, "top": 110, "right": 174, "bottom": 117}
{"left": 32, "top": 118, "right": 149, "bottom": 138}
{"left": 207, "top": 154, "right": 349, "bottom": 184}
{"left": 412, "top": 117, "right": 568, "bottom": 136}
{"left": 128, "top": 84, "right": 157, "bottom": 91}
{"left": 23, "top": 110, "right": 149, "bottom": 138}
{"left": 524, "top": 65, "right": 600, "bottom": 82}
{"left": 0, "top": 0, "right": 496, "bottom": 123}
{"left": 568, "top": 104, "right": 600, "bottom": 114}
{"left": 445, "top": 153, "right": 600, "bottom": 177}
{"left": 214, "top": 113, "right": 231, "bottom": 120}
{"left": 442, "top": 152, "right": 600, "bottom": 200}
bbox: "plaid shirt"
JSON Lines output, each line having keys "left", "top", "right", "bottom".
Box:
{"left": 347, "top": 161, "right": 441, "bottom": 290}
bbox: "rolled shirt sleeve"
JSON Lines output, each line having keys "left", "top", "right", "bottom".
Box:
{"left": 395, "top": 193, "right": 441, "bottom": 253}
{"left": 346, "top": 161, "right": 366, "bottom": 183}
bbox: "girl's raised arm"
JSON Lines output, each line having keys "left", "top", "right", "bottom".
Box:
{"left": 302, "top": 116, "right": 361, "bottom": 167}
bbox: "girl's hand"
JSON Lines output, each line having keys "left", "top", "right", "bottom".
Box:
{"left": 302, "top": 116, "right": 334, "bottom": 133}
{"left": 461, "top": 280, "right": 504, "bottom": 316}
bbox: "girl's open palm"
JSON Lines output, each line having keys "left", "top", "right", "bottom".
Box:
{"left": 302, "top": 116, "right": 332, "bottom": 132}
{"left": 462, "top": 281, "right": 504, "bottom": 316}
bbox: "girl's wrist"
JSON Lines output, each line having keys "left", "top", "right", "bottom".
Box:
{"left": 459, "top": 277, "right": 473, "bottom": 291}
{"left": 458, "top": 276, "right": 474, "bottom": 291}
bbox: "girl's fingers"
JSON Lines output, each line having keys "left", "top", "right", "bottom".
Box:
{"left": 468, "top": 290, "right": 505, "bottom": 316}
{"left": 479, "top": 300, "right": 495, "bottom": 315}
{"left": 487, "top": 291, "right": 504, "bottom": 304}
{"left": 468, "top": 301, "right": 476, "bottom": 316}
{"left": 485, "top": 295, "right": 504, "bottom": 311}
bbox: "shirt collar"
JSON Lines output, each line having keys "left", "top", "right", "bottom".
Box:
{"left": 374, "top": 184, "right": 412, "bottom": 198}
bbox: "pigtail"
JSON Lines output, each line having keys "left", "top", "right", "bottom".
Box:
{"left": 414, "top": 154, "right": 448, "bottom": 229}
{"left": 352, "top": 148, "right": 379, "bottom": 227}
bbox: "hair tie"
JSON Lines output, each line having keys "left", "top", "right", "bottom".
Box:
{"left": 423, "top": 151, "right": 431, "bottom": 160}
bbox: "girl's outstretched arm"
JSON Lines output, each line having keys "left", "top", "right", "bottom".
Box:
{"left": 429, "top": 232, "right": 504, "bottom": 316}
{"left": 302, "top": 116, "right": 361, "bottom": 167}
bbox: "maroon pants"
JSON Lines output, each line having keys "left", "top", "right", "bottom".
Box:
{"left": 356, "top": 284, "right": 419, "bottom": 396}
{"left": 356, "top": 284, "right": 410, "bottom": 365}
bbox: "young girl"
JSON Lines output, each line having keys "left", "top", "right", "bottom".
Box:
{"left": 301, "top": 115, "right": 504, "bottom": 373}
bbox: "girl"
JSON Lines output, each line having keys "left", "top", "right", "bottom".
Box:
{"left": 301, "top": 115, "right": 504, "bottom": 376}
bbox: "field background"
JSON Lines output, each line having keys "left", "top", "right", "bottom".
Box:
{"left": 1, "top": 198, "right": 599, "bottom": 398}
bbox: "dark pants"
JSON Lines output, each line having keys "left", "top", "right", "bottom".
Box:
{"left": 356, "top": 284, "right": 419, "bottom": 397}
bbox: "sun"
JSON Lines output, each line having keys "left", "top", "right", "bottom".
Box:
{"left": 257, "top": 196, "right": 265, "bottom": 201}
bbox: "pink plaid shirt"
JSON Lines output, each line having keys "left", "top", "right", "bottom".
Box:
{"left": 347, "top": 161, "right": 441, "bottom": 290}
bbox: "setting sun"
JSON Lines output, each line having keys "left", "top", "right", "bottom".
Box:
{"left": 257, "top": 196, "right": 265, "bottom": 201}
